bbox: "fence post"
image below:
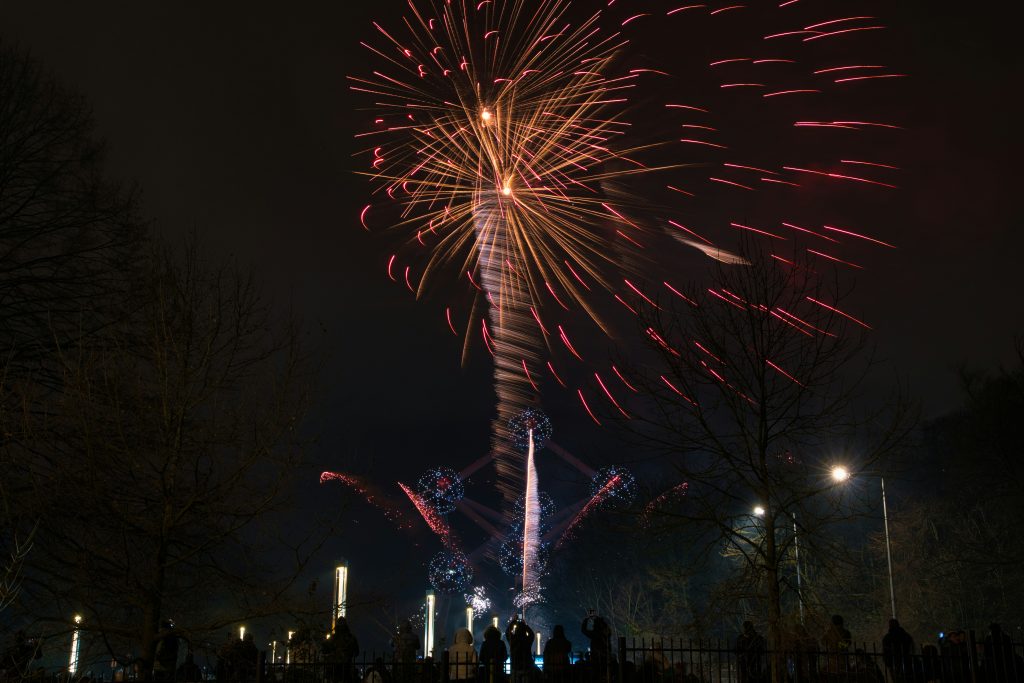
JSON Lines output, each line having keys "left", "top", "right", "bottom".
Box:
{"left": 967, "top": 630, "right": 978, "bottom": 683}
{"left": 618, "top": 636, "right": 626, "bottom": 683}
{"left": 256, "top": 650, "right": 265, "bottom": 683}
{"left": 441, "top": 649, "right": 450, "bottom": 683}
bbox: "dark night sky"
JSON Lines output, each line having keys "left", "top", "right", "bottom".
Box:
{"left": 2, "top": 0, "right": 1022, "bottom": 649}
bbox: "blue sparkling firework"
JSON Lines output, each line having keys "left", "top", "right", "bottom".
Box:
{"left": 417, "top": 467, "right": 465, "bottom": 515}
{"left": 508, "top": 409, "right": 553, "bottom": 452}
{"left": 590, "top": 466, "right": 637, "bottom": 506}
{"left": 428, "top": 550, "right": 473, "bottom": 594}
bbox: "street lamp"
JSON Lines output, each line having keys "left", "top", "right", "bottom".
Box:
{"left": 69, "top": 614, "right": 82, "bottom": 675}
{"left": 753, "top": 505, "right": 804, "bottom": 623}
{"left": 831, "top": 466, "right": 896, "bottom": 619}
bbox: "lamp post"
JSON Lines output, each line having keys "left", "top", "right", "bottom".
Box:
{"left": 333, "top": 563, "right": 349, "bottom": 630}
{"left": 753, "top": 506, "right": 804, "bottom": 623}
{"left": 424, "top": 591, "right": 436, "bottom": 658}
{"left": 831, "top": 466, "right": 896, "bottom": 620}
{"left": 69, "top": 614, "right": 82, "bottom": 675}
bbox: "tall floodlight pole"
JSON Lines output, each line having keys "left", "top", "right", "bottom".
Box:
{"left": 881, "top": 477, "right": 897, "bottom": 619}
{"left": 831, "top": 466, "right": 897, "bottom": 620}
{"left": 286, "top": 631, "right": 295, "bottom": 664}
{"left": 333, "top": 562, "right": 349, "bottom": 629}
{"left": 792, "top": 512, "right": 804, "bottom": 624}
{"left": 492, "top": 616, "right": 499, "bottom": 629}
{"left": 425, "top": 591, "right": 436, "bottom": 658}
{"left": 68, "top": 614, "right": 82, "bottom": 675}
{"left": 466, "top": 606, "right": 474, "bottom": 635}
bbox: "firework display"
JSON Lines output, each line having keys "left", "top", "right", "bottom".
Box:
{"left": 417, "top": 467, "right": 465, "bottom": 514}
{"left": 465, "top": 586, "right": 492, "bottom": 617}
{"left": 590, "top": 466, "right": 637, "bottom": 506}
{"left": 514, "top": 491, "right": 556, "bottom": 525}
{"left": 350, "top": 0, "right": 902, "bottom": 608}
{"left": 508, "top": 409, "right": 554, "bottom": 453}
{"left": 428, "top": 550, "right": 474, "bottom": 594}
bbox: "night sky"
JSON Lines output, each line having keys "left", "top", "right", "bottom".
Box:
{"left": 2, "top": 0, "right": 1021, "bottom": 650}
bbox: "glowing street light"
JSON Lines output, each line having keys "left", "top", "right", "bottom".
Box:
{"left": 753, "top": 506, "right": 765, "bottom": 517}
{"left": 492, "top": 616, "right": 499, "bottom": 629}
{"left": 286, "top": 630, "right": 295, "bottom": 664}
{"left": 68, "top": 614, "right": 82, "bottom": 675}
{"left": 333, "top": 563, "right": 349, "bottom": 629}
{"left": 466, "top": 606, "right": 474, "bottom": 635}
{"left": 535, "top": 632, "right": 542, "bottom": 656}
{"left": 424, "top": 591, "right": 436, "bottom": 658}
{"left": 239, "top": 626, "right": 246, "bottom": 641}
{"left": 832, "top": 466, "right": 897, "bottom": 619}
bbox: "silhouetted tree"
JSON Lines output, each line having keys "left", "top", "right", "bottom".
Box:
{"left": 15, "top": 242, "right": 315, "bottom": 679}
{"left": 625, "top": 244, "right": 913, "bottom": 677}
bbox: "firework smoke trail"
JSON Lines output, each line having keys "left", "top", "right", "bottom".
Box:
{"left": 520, "top": 429, "right": 541, "bottom": 613}
{"left": 398, "top": 481, "right": 460, "bottom": 551}
{"left": 555, "top": 474, "right": 621, "bottom": 549}
{"left": 320, "top": 471, "right": 412, "bottom": 529}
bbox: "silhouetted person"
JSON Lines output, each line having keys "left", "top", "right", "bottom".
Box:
{"left": 324, "top": 618, "right": 360, "bottom": 683}
{"left": 941, "top": 631, "right": 971, "bottom": 683}
{"left": 392, "top": 621, "right": 420, "bottom": 683}
{"left": 788, "top": 623, "right": 819, "bottom": 683}
{"left": 823, "top": 615, "right": 853, "bottom": 676}
{"left": 154, "top": 621, "right": 180, "bottom": 682}
{"left": 364, "top": 658, "right": 392, "bottom": 683}
{"left": 582, "top": 610, "right": 612, "bottom": 682}
{"left": 219, "top": 632, "right": 258, "bottom": 683}
{"left": 176, "top": 652, "right": 202, "bottom": 683}
{"left": 983, "top": 624, "right": 1022, "bottom": 683}
{"left": 506, "top": 617, "right": 535, "bottom": 681}
{"left": 736, "top": 622, "right": 766, "bottom": 683}
{"left": 543, "top": 626, "right": 572, "bottom": 683}
{"left": 882, "top": 619, "right": 914, "bottom": 683}
{"left": 480, "top": 625, "right": 508, "bottom": 683}
{"left": 448, "top": 629, "right": 478, "bottom": 681}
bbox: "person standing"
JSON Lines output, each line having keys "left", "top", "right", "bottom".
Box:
{"left": 480, "top": 625, "right": 508, "bottom": 683}
{"left": 448, "top": 629, "right": 478, "bottom": 682}
{"left": 581, "top": 610, "right": 612, "bottom": 682}
{"left": 506, "top": 617, "right": 535, "bottom": 682}
{"left": 881, "top": 619, "right": 915, "bottom": 683}
{"left": 822, "top": 615, "right": 853, "bottom": 677}
{"left": 543, "top": 626, "right": 572, "bottom": 683}
{"left": 736, "top": 622, "right": 767, "bottom": 683}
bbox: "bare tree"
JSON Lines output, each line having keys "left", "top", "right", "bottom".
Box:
{"left": 624, "top": 244, "right": 913, "bottom": 671}
{"left": 12, "top": 241, "right": 318, "bottom": 678}
{"left": 0, "top": 43, "right": 143, "bottom": 382}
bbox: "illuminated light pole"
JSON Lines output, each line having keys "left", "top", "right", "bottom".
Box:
{"left": 831, "top": 466, "right": 896, "bottom": 620}
{"left": 271, "top": 641, "right": 278, "bottom": 664}
{"left": 492, "top": 616, "right": 499, "bottom": 629}
{"left": 753, "top": 506, "right": 803, "bottom": 622}
{"left": 333, "top": 563, "right": 349, "bottom": 629}
{"left": 68, "top": 614, "right": 82, "bottom": 675}
{"left": 535, "top": 632, "right": 542, "bottom": 657}
{"left": 425, "top": 591, "right": 436, "bottom": 658}
{"left": 786, "top": 511, "right": 802, "bottom": 626}
{"left": 466, "top": 606, "right": 474, "bottom": 635}
{"left": 286, "top": 631, "right": 295, "bottom": 664}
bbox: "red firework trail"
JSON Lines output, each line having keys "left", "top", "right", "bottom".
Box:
{"left": 642, "top": 482, "right": 690, "bottom": 525}
{"left": 556, "top": 474, "right": 621, "bottom": 548}
{"left": 320, "top": 471, "right": 412, "bottom": 529}
{"left": 398, "top": 481, "right": 460, "bottom": 551}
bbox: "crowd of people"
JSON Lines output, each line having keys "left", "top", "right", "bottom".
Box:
{"left": 4, "top": 614, "right": 1024, "bottom": 683}
{"left": 733, "top": 618, "right": 1024, "bottom": 683}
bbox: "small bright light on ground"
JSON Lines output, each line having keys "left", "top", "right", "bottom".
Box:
{"left": 753, "top": 506, "right": 765, "bottom": 517}
{"left": 831, "top": 466, "right": 850, "bottom": 482}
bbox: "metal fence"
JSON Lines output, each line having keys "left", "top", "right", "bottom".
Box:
{"left": 9, "top": 636, "right": 1024, "bottom": 683}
